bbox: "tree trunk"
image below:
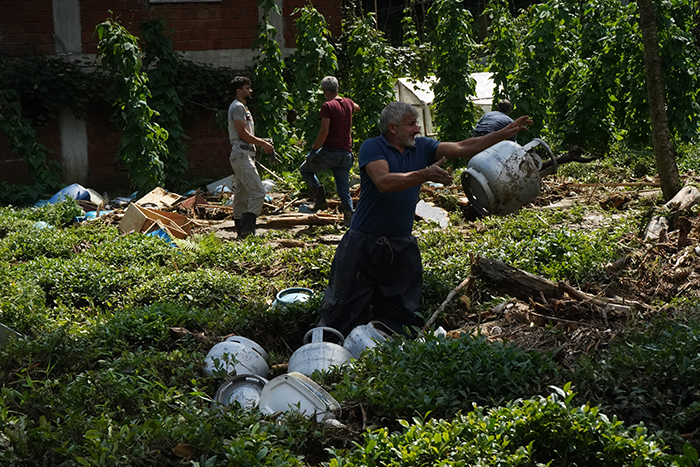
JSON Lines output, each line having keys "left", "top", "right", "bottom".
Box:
{"left": 637, "top": 0, "right": 681, "bottom": 201}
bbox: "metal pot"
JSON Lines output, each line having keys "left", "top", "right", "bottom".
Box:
{"left": 204, "top": 336, "right": 270, "bottom": 377}
{"left": 273, "top": 287, "right": 314, "bottom": 309}
{"left": 287, "top": 327, "right": 353, "bottom": 376}
{"left": 259, "top": 372, "right": 340, "bottom": 423}
{"left": 215, "top": 374, "right": 268, "bottom": 409}
{"left": 461, "top": 138, "right": 555, "bottom": 216}
{"left": 343, "top": 321, "right": 394, "bottom": 359}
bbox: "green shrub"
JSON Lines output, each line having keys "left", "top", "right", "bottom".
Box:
{"left": 327, "top": 385, "right": 697, "bottom": 467}
{"left": 84, "top": 230, "right": 179, "bottom": 267}
{"left": 474, "top": 209, "right": 628, "bottom": 284}
{"left": 22, "top": 198, "right": 84, "bottom": 227}
{"left": 125, "top": 268, "right": 247, "bottom": 310}
{"left": 16, "top": 256, "right": 151, "bottom": 309}
{"left": 331, "top": 334, "right": 558, "bottom": 419}
{"left": 570, "top": 317, "right": 700, "bottom": 437}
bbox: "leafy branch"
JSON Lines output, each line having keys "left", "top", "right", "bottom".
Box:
{"left": 95, "top": 17, "right": 168, "bottom": 195}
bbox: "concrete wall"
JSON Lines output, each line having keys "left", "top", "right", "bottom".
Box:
{"left": 0, "top": 0, "right": 343, "bottom": 192}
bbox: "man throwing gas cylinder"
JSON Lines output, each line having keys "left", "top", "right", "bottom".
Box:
{"left": 316, "top": 102, "right": 532, "bottom": 336}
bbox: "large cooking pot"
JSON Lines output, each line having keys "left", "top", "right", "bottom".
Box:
{"left": 287, "top": 327, "right": 353, "bottom": 376}
{"left": 343, "top": 321, "right": 394, "bottom": 359}
{"left": 204, "top": 336, "right": 270, "bottom": 378}
{"left": 461, "top": 138, "right": 555, "bottom": 216}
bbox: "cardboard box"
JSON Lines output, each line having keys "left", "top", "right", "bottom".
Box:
{"left": 119, "top": 203, "right": 191, "bottom": 239}
{"left": 136, "top": 187, "right": 182, "bottom": 209}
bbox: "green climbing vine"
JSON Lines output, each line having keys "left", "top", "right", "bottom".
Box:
{"left": 342, "top": 13, "right": 395, "bottom": 145}
{"left": 483, "top": 0, "right": 519, "bottom": 104}
{"left": 429, "top": 0, "right": 478, "bottom": 143}
{"left": 95, "top": 18, "right": 169, "bottom": 195}
{"left": 141, "top": 18, "right": 189, "bottom": 189}
{"left": 289, "top": 5, "right": 338, "bottom": 151}
{"left": 252, "top": 0, "right": 292, "bottom": 160}
{"left": 0, "top": 89, "right": 61, "bottom": 196}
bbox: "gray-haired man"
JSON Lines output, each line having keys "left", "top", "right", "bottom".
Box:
{"left": 316, "top": 101, "right": 532, "bottom": 336}
{"left": 300, "top": 76, "right": 360, "bottom": 226}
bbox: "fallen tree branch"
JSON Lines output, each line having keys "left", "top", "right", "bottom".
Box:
{"left": 423, "top": 276, "right": 473, "bottom": 332}
{"left": 564, "top": 182, "right": 661, "bottom": 188}
{"left": 470, "top": 256, "right": 562, "bottom": 301}
{"left": 257, "top": 161, "right": 287, "bottom": 184}
{"left": 262, "top": 212, "right": 340, "bottom": 228}
{"left": 520, "top": 308, "right": 597, "bottom": 329}
{"left": 558, "top": 282, "right": 641, "bottom": 314}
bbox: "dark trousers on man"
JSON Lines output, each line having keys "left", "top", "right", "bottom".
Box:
{"left": 317, "top": 229, "right": 422, "bottom": 336}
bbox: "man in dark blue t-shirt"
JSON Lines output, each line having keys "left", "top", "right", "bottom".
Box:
{"left": 316, "top": 102, "right": 532, "bottom": 336}
{"left": 472, "top": 99, "right": 516, "bottom": 141}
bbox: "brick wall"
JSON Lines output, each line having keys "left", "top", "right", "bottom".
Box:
{"left": 182, "top": 109, "right": 232, "bottom": 181}
{"left": 81, "top": 0, "right": 261, "bottom": 54}
{"left": 0, "top": 123, "right": 63, "bottom": 187}
{"left": 83, "top": 106, "right": 233, "bottom": 192}
{"left": 0, "top": 0, "right": 343, "bottom": 193}
{"left": 0, "top": 0, "right": 55, "bottom": 55}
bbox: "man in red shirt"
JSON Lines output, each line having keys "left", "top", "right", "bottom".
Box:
{"left": 300, "top": 76, "right": 360, "bottom": 226}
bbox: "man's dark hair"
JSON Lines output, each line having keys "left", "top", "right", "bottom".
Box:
{"left": 497, "top": 99, "right": 513, "bottom": 114}
{"left": 231, "top": 76, "right": 252, "bottom": 92}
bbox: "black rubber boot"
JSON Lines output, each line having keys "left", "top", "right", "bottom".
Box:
{"left": 310, "top": 186, "right": 328, "bottom": 211}
{"left": 234, "top": 218, "right": 243, "bottom": 236}
{"left": 240, "top": 212, "right": 257, "bottom": 238}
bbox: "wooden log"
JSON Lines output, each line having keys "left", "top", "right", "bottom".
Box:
{"left": 664, "top": 184, "right": 700, "bottom": 211}
{"left": 470, "top": 256, "right": 562, "bottom": 301}
{"left": 262, "top": 213, "right": 341, "bottom": 228}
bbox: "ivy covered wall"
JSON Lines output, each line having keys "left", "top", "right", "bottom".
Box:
{"left": 0, "top": 0, "right": 342, "bottom": 191}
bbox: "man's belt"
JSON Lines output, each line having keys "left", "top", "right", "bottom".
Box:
{"left": 235, "top": 142, "right": 254, "bottom": 151}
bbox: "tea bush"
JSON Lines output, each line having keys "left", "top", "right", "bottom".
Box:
{"left": 83, "top": 230, "right": 179, "bottom": 267}
{"left": 17, "top": 256, "right": 150, "bottom": 309}
{"left": 472, "top": 207, "right": 628, "bottom": 284}
{"left": 570, "top": 316, "right": 700, "bottom": 438}
{"left": 125, "top": 268, "right": 247, "bottom": 310}
{"left": 327, "top": 385, "right": 696, "bottom": 467}
{"left": 331, "top": 334, "right": 558, "bottom": 420}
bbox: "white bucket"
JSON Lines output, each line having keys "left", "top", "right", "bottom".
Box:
{"left": 344, "top": 321, "right": 394, "bottom": 358}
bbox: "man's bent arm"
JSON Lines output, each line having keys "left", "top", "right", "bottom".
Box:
{"left": 436, "top": 115, "right": 532, "bottom": 160}
{"left": 365, "top": 158, "right": 452, "bottom": 193}
{"left": 234, "top": 120, "right": 274, "bottom": 153}
{"left": 311, "top": 118, "right": 331, "bottom": 150}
